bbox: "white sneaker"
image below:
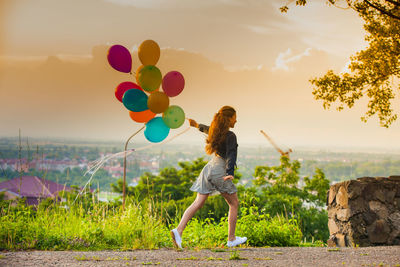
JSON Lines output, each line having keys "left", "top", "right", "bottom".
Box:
{"left": 227, "top": 236, "right": 247, "bottom": 247}
{"left": 170, "top": 228, "right": 182, "bottom": 249}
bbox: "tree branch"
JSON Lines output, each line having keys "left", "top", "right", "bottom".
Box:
{"left": 384, "top": 0, "right": 400, "bottom": 7}
{"left": 364, "top": 0, "right": 400, "bottom": 20}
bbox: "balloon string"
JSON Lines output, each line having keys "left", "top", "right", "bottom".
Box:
{"left": 74, "top": 126, "right": 192, "bottom": 202}
{"left": 74, "top": 126, "right": 145, "bottom": 204}
{"left": 74, "top": 149, "right": 136, "bottom": 204}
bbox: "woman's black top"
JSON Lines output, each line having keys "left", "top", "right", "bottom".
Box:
{"left": 198, "top": 124, "right": 237, "bottom": 176}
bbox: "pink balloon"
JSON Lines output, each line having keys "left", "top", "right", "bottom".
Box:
{"left": 162, "top": 71, "right": 185, "bottom": 97}
{"left": 115, "top": 82, "right": 142, "bottom": 102}
{"left": 107, "top": 45, "right": 132, "bottom": 73}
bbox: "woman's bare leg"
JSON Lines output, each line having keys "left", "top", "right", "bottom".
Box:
{"left": 221, "top": 192, "right": 239, "bottom": 241}
{"left": 176, "top": 193, "right": 209, "bottom": 236}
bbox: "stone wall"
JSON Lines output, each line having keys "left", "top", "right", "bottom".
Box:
{"left": 327, "top": 176, "right": 400, "bottom": 247}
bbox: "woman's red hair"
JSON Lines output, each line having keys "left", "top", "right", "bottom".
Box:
{"left": 205, "top": 106, "right": 236, "bottom": 155}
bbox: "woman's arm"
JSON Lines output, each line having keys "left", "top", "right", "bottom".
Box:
{"left": 188, "top": 119, "right": 209, "bottom": 134}
{"left": 224, "top": 132, "right": 238, "bottom": 178}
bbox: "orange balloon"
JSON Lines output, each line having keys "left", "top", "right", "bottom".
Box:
{"left": 135, "top": 65, "right": 144, "bottom": 84}
{"left": 138, "top": 40, "right": 160, "bottom": 66}
{"left": 129, "top": 109, "right": 156, "bottom": 123}
{"left": 147, "top": 91, "right": 169, "bottom": 114}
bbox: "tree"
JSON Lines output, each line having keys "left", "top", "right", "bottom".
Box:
{"left": 282, "top": 0, "right": 400, "bottom": 127}
{"left": 253, "top": 156, "right": 331, "bottom": 241}
{"left": 111, "top": 158, "right": 208, "bottom": 200}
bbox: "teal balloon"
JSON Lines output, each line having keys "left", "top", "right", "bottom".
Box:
{"left": 162, "top": 105, "right": 185, "bottom": 129}
{"left": 122, "top": 89, "right": 148, "bottom": 112}
{"left": 144, "top": 117, "right": 170, "bottom": 143}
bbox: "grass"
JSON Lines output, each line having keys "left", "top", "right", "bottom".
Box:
{"left": 0, "top": 197, "right": 304, "bottom": 250}
{"left": 74, "top": 255, "right": 136, "bottom": 261}
{"left": 206, "top": 256, "right": 225, "bottom": 261}
{"left": 176, "top": 256, "right": 198, "bottom": 260}
{"left": 74, "top": 255, "right": 91, "bottom": 261}
{"left": 229, "top": 250, "right": 247, "bottom": 260}
{"left": 211, "top": 248, "right": 228, "bottom": 252}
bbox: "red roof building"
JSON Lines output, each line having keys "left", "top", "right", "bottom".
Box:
{"left": 0, "top": 176, "right": 73, "bottom": 205}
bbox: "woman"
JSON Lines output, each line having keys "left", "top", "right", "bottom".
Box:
{"left": 170, "top": 106, "right": 247, "bottom": 249}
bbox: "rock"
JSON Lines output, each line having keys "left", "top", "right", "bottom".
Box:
{"left": 388, "top": 212, "right": 400, "bottom": 230}
{"left": 345, "top": 234, "right": 355, "bottom": 247}
{"left": 387, "top": 229, "right": 400, "bottom": 245}
{"left": 374, "top": 188, "right": 386, "bottom": 202}
{"left": 328, "top": 207, "right": 337, "bottom": 219}
{"left": 369, "top": 200, "right": 389, "bottom": 219}
{"left": 327, "top": 235, "right": 336, "bottom": 247}
{"left": 367, "top": 219, "right": 390, "bottom": 244}
{"left": 337, "top": 209, "right": 350, "bottom": 221}
{"left": 389, "top": 175, "right": 400, "bottom": 181}
{"left": 395, "top": 197, "right": 400, "bottom": 208}
{"left": 327, "top": 177, "right": 400, "bottom": 247}
{"left": 347, "top": 181, "right": 363, "bottom": 199}
{"left": 362, "top": 211, "right": 377, "bottom": 225}
{"left": 357, "top": 177, "right": 376, "bottom": 183}
{"left": 328, "top": 187, "right": 336, "bottom": 205}
{"left": 328, "top": 219, "right": 339, "bottom": 235}
{"left": 395, "top": 187, "right": 400, "bottom": 197}
{"left": 349, "top": 197, "right": 366, "bottom": 214}
{"left": 362, "top": 183, "right": 378, "bottom": 201}
{"left": 385, "top": 190, "right": 396, "bottom": 204}
{"left": 336, "top": 186, "right": 348, "bottom": 208}
{"left": 336, "top": 233, "right": 346, "bottom": 247}
{"left": 358, "top": 238, "right": 371, "bottom": 247}
{"left": 355, "top": 224, "right": 367, "bottom": 237}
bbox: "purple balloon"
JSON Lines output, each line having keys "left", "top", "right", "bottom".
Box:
{"left": 162, "top": 71, "right": 185, "bottom": 97}
{"left": 107, "top": 45, "right": 132, "bottom": 73}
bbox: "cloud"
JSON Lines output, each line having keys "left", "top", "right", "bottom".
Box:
{"left": 104, "top": 0, "right": 167, "bottom": 8}
{"left": 244, "top": 25, "right": 275, "bottom": 35}
{"left": 1, "top": 46, "right": 399, "bottom": 148}
{"left": 272, "top": 47, "right": 311, "bottom": 71}
{"left": 103, "top": 0, "right": 245, "bottom": 9}
{"left": 278, "top": 1, "right": 366, "bottom": 57}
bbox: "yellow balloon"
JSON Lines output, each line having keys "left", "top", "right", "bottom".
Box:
{"left": 138, "top": 65, "right": 162, "bottom": 92}
{"left": 138, "top": 40, "right": 160, "bottom": 66}
{"left": 147, "top": 91, "right": 169, "bottom": 114}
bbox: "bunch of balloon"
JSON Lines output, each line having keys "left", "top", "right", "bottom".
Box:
{"left": 107, "top": 40, "right": 186, "bottom": 209}
{"left": 107, "top": 40, "right": 186, "bottom": 142}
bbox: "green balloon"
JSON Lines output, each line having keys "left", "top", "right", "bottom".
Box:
{"left": 162, "top": 105, "right": 185, "bottom": 129}
{"left": 138, "top": 65, "right": 162, "bottom": 92}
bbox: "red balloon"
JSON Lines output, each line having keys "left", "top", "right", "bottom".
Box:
{"left": 107, "top": 45, "right": 132, "bottom": 73}
{"left": 162, "top": 71, "right": 185, "bottom": 97}
{"left": 115, "top": 82, "right": 142, "bottom": 102}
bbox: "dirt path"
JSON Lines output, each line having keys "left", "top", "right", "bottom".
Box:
{"left": 1, "top": 246, "right": 400, "bottom": 266}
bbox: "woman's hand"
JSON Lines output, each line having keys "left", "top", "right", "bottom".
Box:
{"left": 223, "top": 175, "right": 234, "bottom": 181}
{"left": 188, "top": 119, "right": 198, "bottom": 128}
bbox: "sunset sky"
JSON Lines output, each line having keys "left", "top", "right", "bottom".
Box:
{"left": 1, "top": 0, "right": 399, "bottom": 149}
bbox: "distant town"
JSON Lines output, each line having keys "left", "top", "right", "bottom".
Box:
{"left": 1, "top": 137, "right": 400, "bottom": 192}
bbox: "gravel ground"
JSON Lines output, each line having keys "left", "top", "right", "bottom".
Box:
{"left": 1, "top": 246, "right": 400, "bottom": 267}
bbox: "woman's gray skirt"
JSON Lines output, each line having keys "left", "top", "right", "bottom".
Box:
{"left": 190, "top": 156, "right": 237, "bottom": 195}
